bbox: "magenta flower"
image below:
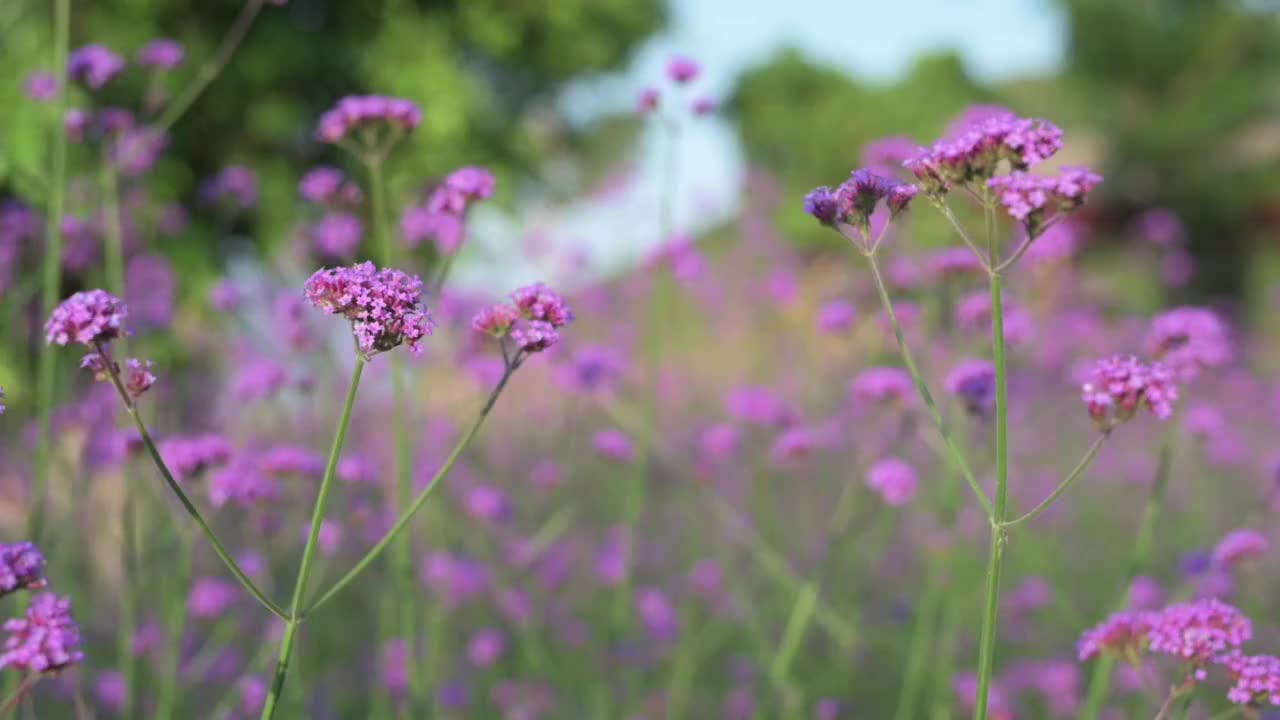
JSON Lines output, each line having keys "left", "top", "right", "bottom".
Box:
{"left": 1080, "top": 355, "right": 1178, "bottom": 429}
{"left": 1220, "top": 652, "right": 1280, "bottom": 706}
{"left": 637, "top": 87, "right": 660, "bottom": 114}
{"left": 124, "top": 358, "right": 156, "bottom": 398}
{"left": 188, "top": 577, "right": 240, "bottom": 619}
{"left": 315, "top": 95, "right": 422, "bottom": 144}
{"left": 67, "top": 44, "right": 126, "bottom": 89}
{"left": 0, "top": 593, "right": 84, "bottom": 673}
{"left": 299, "top": 167, "right": 361, "bottom": 205}
{"left": 1147, "top": 598, "right": 1251, "bottom": 677}
{"left": 1077, "top": 610, "right": 1156, "bottom": 661}
{"left": 815, "top": 299, "right": 857, "bottom": 334}
{"left": 0, "top": 542, "right": 46, "bottom": 597}
{"left": 510, "top": 283, "right": 575, "bottom": 327}
{"left": 24, "top": 72, "right": 58, "bottom": 102}
{"left": 157, "top": 434, "right": 231, "bottom": 480}
{"left": 666, "top": 55, "right": 700, "bottom": 84}
{"left": 45, "top": 289, "right": 128, "bottom": 346}
{"left": 850, "top": 367, "right": 913, "bottom": 406}
{"left": 945, "top": 359, "right": 996, "bottom": 417}
{"left": 1144, "top": 306, "right": 1232, "bottom": 380}
{"left": 691, "top": 97, "right": 717, "bottom": 115}
{"left": 865, "top": 458, "right": 918, "bottom": 506}
{"left": 311, "top": 212, "right": 364, "bottom": 260}
{"left": 905, "top": 114, "right": 1063, "bottom": 195}
{"left": 988, "top": 167, "right": 1102, "bottom": 235}
{"left": 511, "top": 320, "right": 559, "bottom": 353}
{"left": 593, "top": 429, "right": 635, "bottom": 463}
{"left": 471, "top": 303, "right": 521, "bottom": 338}
{"left": 428, "top": 166, "right": 496, "bottom": 215}
{"left": 1213, "top": 529, "right": 1269, "bottom": 569}
{"left": 635, "top": 587, "right": 678, "bottom": 642}
{"left": 136, "top": 38, "right": 184, "bottom": 69}
{"left": 466, "top": 628, "right": 506, "bottom": 668}
{"left": 304, "top": 262, "right": 434, "bottom": 357}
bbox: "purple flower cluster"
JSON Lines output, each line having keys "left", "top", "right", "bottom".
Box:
{"left": 1213, "top": 529, "right": 1269, "bottom": 569}
{"left": 850, "top": 367, "right": 913, "bottom": 406}
{"left": 1222, "top": 652, "right": 1280, "bottom": 706}
{"left": 304, "top": 262, "right": 434, "bottom": 357}
{"left": 1144, "top": 306, "right": 1232, "bottom": 379}
{"left": 904, "top": 113, "right": 1063, "bottom": 194}
{"left": 157, "top": 434, "right": 231, "bottom": 479}
{"left": 0, "top": 543, "right": 46, "bottom": 597}
{"left": 45, "top": 290, "right": 128, "bottom": 346}
{"left": 803, "top": 169, "right": 918, "bottom": 234}
{"left": 1077, "top": 610, "right": 1156, "bottom": 661}
{"left": 1080, "top": 355, "right": 1178, "bottom": 429}
{"left": 124, "top": 358, "right": 156, "bottom": 398}
{"left": 201, "top": 166, "right": 258, "bottom": 210}
{"left": 316, "top": 95, "right": 422, "bottom": 144}
{"left": 0, "top": 593, "right": 83, "bottom": 674}
{"left": 67, "top": 44, "right": 126, "bottom": 89}
{"left": 402, "top": 166, "right": 495, "bottom": 254}
{"left": 311, "top": 212, "right": 364, "bottom": 260}
{"left": 1148, "top": 598, "right": 1252, "bottom": 675}
{"left": 987, "top": 167, "right": 1102, "bottom": 234}
{"left": 299, "top": 167, "right": 362, "bottom": 206}
{"left": 945, "top": 359, "right": 996, "bottom": 417}
{"left": 136, "top": 38, "right": 184, "bottom": 69}
{"left": 472, "top": 283, "right": 574, "bottom": 355}
{"left": 865, "top": 458, "right": 918, "bottom": 506}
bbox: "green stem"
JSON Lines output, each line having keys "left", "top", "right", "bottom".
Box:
{"left": 302, "top": 365, "right": 515, "bottom": 617}
{"left": 768, "top": 581, "right": 818, "bottom": 689}
{"left": 972, "top": 267, "right": 1010, "bottom": 720}
{"left": 155, "top": 0, "right": 266, "bottom": 132}
{"left": 261, "top": 357, "right": 366, "bottom": 719}
{"left": 1002, "top": 431, "right": 1110, "bottom": 528}
{"left": 95, "top": 342, "right": 287, "bottom": 620}
{"left": 893, "top": 555, "right": 944, "bottom": 720}
{"left": 117, "top": 481, "right": 137, "bottom": 718}
{"left": 865, "top": 252, "right": 993, "bottom": 519}
{"left": 31, "top": 0, "right": 71, "bottom": 545}
{"left": 1080, "top": 426, "right": 1177, "bottom": 720}
{"left": 154, "top": 531, "right": 192, "bottom": 719}
{"left": 0, "top": 675, "right": 40, "bottom": 715}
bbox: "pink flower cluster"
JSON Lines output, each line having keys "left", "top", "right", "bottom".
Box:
{"left": 987, "top": 167, "right": 1102, "bottom": 233}
{"left": 471, "top": 283, "right": 574, "bottom": 355}
{"left": 0, "top": 543, "right": 46, "bottom": 597}
{"left": 401, "top": 166, "right": 495, "bottom": 254}
{"left": 315, "top": 95, "right": 422, "bottom": 144}
{"left": 45, "top": 290, "right": 128, "bottom": 346}
{"left": 904, "top": 112, "right": 1063, "bottom": 193}
{"left": 1080, "top": 355, "right": 1178, "bottom": 429}
{"left": 304, "top": 262, "right": 434, "bottom": 357}
{"left": 1144, "top": 306, "right": 1233, "bottom": 380}
{"left": 1079, "top": 598, "right": 1253, "bottom": 681}
{"left": 1221, "top": 652, "right": 1280, "bottom": 707}
{"left": 0, "top": 593, "right": 83, "bottom": 674}
{"left": 865, "top": 458, "right": 918, "bottom": 506}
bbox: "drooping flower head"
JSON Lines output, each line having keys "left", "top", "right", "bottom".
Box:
{"left": 315, "top": 95, "right": 422, "bottom": 146}
{"left": 136, "top": 39, "right": 185, "bottom": 69}
{"left": 304, "top": 262, "right": 434, "bottom": 358}
{"left": 0, "top": 543, "right": 46, "bottom": 597}
{"left": 67, "top": 44, "right": 126, "bottom": 89}
{"left": 1144, "top": 306, "right": 1232, "bottom": 380}
{"left": 0, "top": 593, "right": 84, "bottom": 673}
{"left": 45, "top": 290, "right": 128, "bottom": 346}
{"left": 1080, "top": 355, "right": 1178, "bottom": 429}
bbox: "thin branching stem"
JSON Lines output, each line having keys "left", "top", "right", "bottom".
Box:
{"left": 1002, "top": 431, "right": 1111, "bottom": 528}
{"left": 155, "top": 0, "right": 266, "bottom": 132}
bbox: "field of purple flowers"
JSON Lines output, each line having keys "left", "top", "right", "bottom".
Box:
{"left": 1, "top": 4, "right": 1279, "bottom": 720}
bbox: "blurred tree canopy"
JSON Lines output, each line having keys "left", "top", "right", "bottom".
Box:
{"left": 0, "top": 0, "right": 665, "bottom": 245}
{"left": 729, "top": 0, "right": 1280, "bottom": 298}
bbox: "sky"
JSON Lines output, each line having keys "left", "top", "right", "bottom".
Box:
{"left": 455, "top": 0, "right": 1068, "bottom": 290}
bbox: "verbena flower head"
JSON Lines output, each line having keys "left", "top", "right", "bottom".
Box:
{"left": 1077, "top": 610, "right": 1156, "bottom": 662}
{"left": 136, "top": 39, "right": 184, "bottom": 69}
{"left": 850, "top": 367, "right": 913, "bottom": 406}
{"left": 304, "top": 262, "right": 434, "bottom": 358}
{"left": 0, "top": 543, "right": 46, "bottom": 597}
{"left": 67, "top": 44, "right": 126, "bottom": 89}
{"left": 666, "top": 55, "right": 700, "bottom": 84}
{"left": 471, "top": 303, "right": 521, "bottom": 339}
{"left": 815, "top": 299, "right": 857, "bottom": 334}
{"left": 905, "top": 114, "right": 1063, "bottom": 195}
{"left": 1080, "top": 355, "right": 1178, "bottom": 429}
{"left": 988, "top": 167, "right": 1102, "bottom": 237}
{"left": 311, "top": 212, "right": 364, "bottom": 260}
{"left": 804, "top": 169, "right": 918, "bottom": 240}
{"left": 201, "top": 166, "right": 258, "bottom": 210}
{"left": 511, "top": 320, "right": 559, "bottom": 353}
{"left": 1213, "top": 529, "right": 1269, "bottom": 569}
{"left": 0, "top": 593, "right": 84, "bottom": 674}
{"left": 157, "top": 434, "right": 231, "bottom": 479}
{"left": 24, "top": 72, "right": 58, "bottom": 102}
{"left": 1144, "top": 306, "right": 1232, "bottom": 380}
{"left": 299, "top": 167, "right": 361, "bottom": 205}
{"left": 1220, "top": 652, "right": 1280, "bottom": 707}
{"left": 945, "top": 359, "right": 996, "bottom": 417}
{"left": 46, "top": 290, "right": 128, "bottom": 346}
{"left": 593, "top": 429, "right": 635, "bottom": 463}
{"left": 865, "top": 458, "right": 918, "bottom": 506}
{"left": 124, "top": 358, "right": 156, "bottom": 398}
{"left": 428, "top": 167, "right": 496, "bottom": 215}
{"left": 315, "top": 95, "right": 422, "bottom": 145}
{"left": 510, "top": 283, "right": 575, "bottom": 327}
{"left": 1147, "top": 598, "right": 1252, "bottom": 677}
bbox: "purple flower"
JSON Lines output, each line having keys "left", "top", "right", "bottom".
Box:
{"left": 68, "top": 44, "right": 126, "bottom": 89}
{"left": 315, "top": 95, "right": 422, "bottom": 144}
{"left": 95, "top": 671, "right": 126, "bottom": 712}
{"left": 261, "top": 444, "right": 325, "bottom": 477}
{"left": 1132, "top": 208, "right": 1186, "bottom": 248}
{"left": 1147, "top": 598, "right": 1251, "bottom": 676}
{"left": 906, "top": 114, "right": 1063, "bottom": 195}
{"left": 666, "top": 55, "right": 700, "bottom": 84}
{"left": 945, "top": 359, "right": 996, "bottom": 417}
{"left": 510, "top": 283, "right": 575, "bottom": 327}
{"left": 299, "top": 167, "right": 361, "bottom": 205}
{"left": 635, "top": 587, "right": 678, "bottom": 642}
{"left": 380, "top": 639, "right": 408, "bottom": 695}
{"left": 1213, "top": 529, "right": 1269, "bottom": 569}
{"left": 24, "top": 72, "right": 58, "bottom": 102}
{"left": 304, "top": 262, "right": 434, "bottom": 357}
{"left": 1081, "top": 355, "right": 1178, "bottom": 428}
{"left": 699, "top": 423, "right": 741, "bottom": 463}
{"left": 816, "top": 300, "right": 856, "bottom": 334}
{"left": 1220, "top": 652, "right": 1280, "bottom": 706}
{"left": 803, "top": 186, "right": 839, "bottom": 226}
{"left": 111, "top": 127, "right": 168, "bottom": 177}
{"left": 471, "top": 303, "right": 520, "bottom": 338}
{"left": 511, "top": 320, "right": 560, "bottom": 353}
{"left": 558, "top": 344, "right": 626, "bottom": 393}
{"left": 45, "top": 289, "right": 128, "bottom": 346}
{"left": 725, "top": 385, "right": 793, "bottom": 426}
{"left": 124, "top": 358, "right": 156, "bottom": 398}
{"left": 420, "top": 552, "right": 490, "bottom": 607}
{"left": 428, "top": 166, "right": 496, "bottom": 215}
{"left": 201, "top": 166, "right": 258, "bottom": 210}
{"left": 0, "top": 543, "right": 46, "bottom": 596}
{"left": 814, "top": 698, "right": 842, "bottom": 720}
{"left": 466, "top": 628, "right": 506, "bottom": 668}
{"left": 0, "top": 593, "right": 84, "bottom": 673}
{"left": 988, "top": 167, "right": 1102, "bottom": 235}
{"left": 691, "top": 97, "right": 718, "bottom": 115}
{"left": 157, "top": 434, "right": 231, "bottom": 479}
{"left": 188, "top": 577, "right": 240, "bottom": 618}
{"left": 1144, "top": 306, "right": 1232, "bottom": 379}
{"left": 637, "top": 87, "right": 660, "bottom": 113}
{"left": 231, "top": 357, "right": 289, "bottom": 402}
{"left": 239, "top": 675, "right": 268, "bottom": 714}
{"left": 1077, "top": 610, "right": 1156, "bottom": 661}
{"left": 209, "top": 279, "right": 241, "bottom": 312}
{"left": 865, "top": 458, "right": 918, "bottom": 506}
{"left": 593, "top": 429, "right": 635, "bottom": 463}
{"left": 208, "top": 458, "right": 279, "bottom": 508}
{"left": 136, "top": 39, "right": 184, "bottom": 69}
{"left": 463, "top": 485, "right": 511, "bottom": 523}
{"left": 299, "top": 520, "right": 343, "bottom": 556}
{"left": 311, "top": 212, "right": 364, "bottom": 259}
{"left": 850, "top": 367, "right": 912, "bottom": 406}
